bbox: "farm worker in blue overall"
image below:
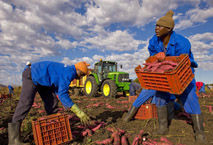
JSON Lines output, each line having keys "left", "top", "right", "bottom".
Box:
{"left": 8, "top": 85, "right": 14, "bottom": 96}
{"left": 125, "top": 10, "right": 205, "bottom": 143}
{"left": 196, "top": 81, "right": 206, "bottom": 93}
{"left": 8, "top": 61, "right": 91, "bottom": 145}
{"left": 129, "top": 82, "right": 142, "bottom": 96}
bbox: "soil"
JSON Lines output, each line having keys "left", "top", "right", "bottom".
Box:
{"left": 0, "top": 87, "right": 212, "bottom": 145}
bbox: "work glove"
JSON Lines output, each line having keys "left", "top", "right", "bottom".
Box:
{"left": 70, "top": 104, "right": 91, "bottom": 126}
{"left": 155, "top": 52, "right": 166, "bottom": 61}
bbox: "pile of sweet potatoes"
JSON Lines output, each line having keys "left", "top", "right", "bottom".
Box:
{"left": 95, "top": 127, "right": 127, "bottom": 145}
{"left": 95, "top": 128, "right": 175, "bottom": 145}
{"left": 142, "top": 61, "right": 178, "bottom": 73}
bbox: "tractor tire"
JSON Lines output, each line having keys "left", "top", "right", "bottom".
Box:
{"left": 101, "top": 80, "right": 117, "bottom": 98}
{"left": 123, "top": 91, "right": 130, "bottom": 97}
{"left": 84, "top": 76, "right": 98, "bottom": 97}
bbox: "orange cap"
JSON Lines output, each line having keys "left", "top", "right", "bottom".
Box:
{"left": 74, "top": 61, "right": 90, "bottom": 75}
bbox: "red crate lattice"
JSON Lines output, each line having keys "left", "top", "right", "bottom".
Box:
{"left": 32, "top": 113, "right": 72, "bottom": 145}
{"left": 128, "top": 96, "right": 158, "bottom": 120}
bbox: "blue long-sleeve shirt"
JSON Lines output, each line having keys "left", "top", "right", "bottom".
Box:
{"left": 8, "top": 85, "right": 14, "bottom": 90}
{"left": 8, "top": 85, "right": 14, "bottom": 94}
{"left": 148, "top": 31, "right": 198, "bottom": 73}
{"left": 31, "top": 61, "right": 77, "bottom": 109}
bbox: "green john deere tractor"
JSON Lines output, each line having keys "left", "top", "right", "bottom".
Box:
{"left": 84, "top": 60, "right": 131, "bottom": 98}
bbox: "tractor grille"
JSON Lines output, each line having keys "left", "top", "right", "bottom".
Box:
{"left": 118, "top": 74, "right": 130, "bottom": 82}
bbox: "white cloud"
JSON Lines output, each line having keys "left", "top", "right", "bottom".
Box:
{"left": 80, "top": 30, "right": 142, "bottom": 51}
{"left": 56, "top": 38, "right": 78, "bottom": 49}
{"left": 0, "top": 0, "right": 213, "bottom": 85}
{"left": 189, "top": 32, "right": 213, "bottom": 70}
{"left": 86, "top": 0, "right": 179, "bottom": 27}
{"left": 176, "top": 7, "right": 213, "bottom": 29}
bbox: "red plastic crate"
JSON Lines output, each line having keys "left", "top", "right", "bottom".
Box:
{"left": 128, "top": 95, "right": 138, "bottom": 104}
{"left": 128, "top": 95, "right": 158, "bottom": 120}
{"left": 135, "top": 104, "right": 158, "bottom": 120}
{"left": 32, "top": 113, "right": 72, "bottom": 145}
{"left": 135, "top": 54, "right": 194, "bottom": 95}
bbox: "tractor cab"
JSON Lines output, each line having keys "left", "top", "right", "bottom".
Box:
{"left": 94, "top": 60, "right": 117, "bottom": 82}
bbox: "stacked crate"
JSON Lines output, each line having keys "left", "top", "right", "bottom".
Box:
{"left": 32, "top": 113, "right": 72, "bottom": 145}
{"left": 128, "top": 95, "right": 157, "bottom": 120}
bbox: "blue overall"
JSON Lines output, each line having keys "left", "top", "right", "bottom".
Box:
{"left": 31, "top": 61, "right": 77, "bottom": 108}
{"left": 133, "top": 31, "right": 201, "bottom": 114}
{"left": 129, "top": 82, "right": 141, "bottom": 96}
{"left": 199, "top": 83, "right": 206, "bottom": 93}
{"left": 8, "top": 85, "right": 14, "bottom": 95}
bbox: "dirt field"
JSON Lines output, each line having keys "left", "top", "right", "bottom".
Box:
{"left": 0, "top": 87, "right": 212, "bottom": 145}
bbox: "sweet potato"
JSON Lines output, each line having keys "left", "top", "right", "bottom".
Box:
{"left": 106, "top": 127, "right": 116, "bottom": 132}
{"left": 160, "top": 137, "right": 173, "bottom": 145}
{"left": 92, "top": 124, "right": 102, "bottom": 132}
{"left": 118, "top": 128, "right": 125, "bottom": 135}
{"left": 142, "top": 141, "right": 155, "bottom": 145}
{"left": 147, "top": 139, "right": 158, "bottom": 144}
{"left": 160, "top": 61, "right": 178, "bottom": 66}
{"left": 121, "top": 135, "right": 129, "bottom": 145}
{"left": 142, "top": 60, "right": 177, "bottom": 73}
{"left": 112, "top": 131, "right": 121, "bottom": 145}
{"left": 82, "top": 129, "right": 88, "bottom": 136}
{"left": 132, "top": 136, "right": 139, "bottom": 145}
{"left": 207, "top": 105, "right": 212, "bottom": 113}
{"left": 106, "top": 104, "right": 116, "bottom": 109}
{"left": 87, "top": 129, "right": 93, "bottom": 136}
{"left": 139, "top": 130, "right": 144, "bottom": 136}
{"left": 158, "top": 64, "right": 174, "bottom": 72}
{"left": 82, "top": 129, "right": 93, "bottom": 136}
{"left": 95, "top": 138, "right": 113, "bottom": 144}
{"left": 38, "top": 110, "right": 45, "bottom": 113}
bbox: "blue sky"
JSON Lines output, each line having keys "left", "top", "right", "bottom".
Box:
{"left": 0, "top": 0, "right": 213, "bottom": 86}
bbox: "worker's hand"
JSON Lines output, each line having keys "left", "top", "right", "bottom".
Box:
{"left": 70, "top": 104, "right": 91, "bottom": 126}
{"left": 155, "top": 52, "right": 166, "bottom": 61}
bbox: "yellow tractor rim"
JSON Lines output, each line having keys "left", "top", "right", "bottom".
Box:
{"left": 103, "top": 84, "right": 110, "bottom": 96}
{"left": 125, "top": 91, "right": 130, "bottom": 97}
{"left": 86, "top": 81, "right": 92, "bottom": 94}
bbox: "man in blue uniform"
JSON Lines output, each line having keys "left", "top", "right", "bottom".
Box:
{"left": 125, "top": 10, "right": 205, "bottom": 143}
{"left": 8, "top": 61, "right": 91, "bottom": 145}
{"left": 8, "top": 85, "right": 14, "bottom": 96}
{"left": 129, "top": 82, "right": 142, "bottom": 96}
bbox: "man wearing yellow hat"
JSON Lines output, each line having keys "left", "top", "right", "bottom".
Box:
{"left": 8, "top": 61, "right": 91, "bottom": 145}
{"left": 132, "top": 10, "right": 205, "bottom": 143}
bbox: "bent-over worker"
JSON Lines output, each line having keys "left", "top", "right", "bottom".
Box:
{"left": 8, "top": 61, "right": 91, "bottom": 145}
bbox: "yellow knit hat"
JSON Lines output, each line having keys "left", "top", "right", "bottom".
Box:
{"left": 156, "top": 10, "right": 174, "bottom": 29}
{"left": 74, "top": 61, "right": 90, "bottom": 75}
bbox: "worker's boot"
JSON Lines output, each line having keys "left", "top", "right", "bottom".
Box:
{"left": 154, "top": 105, "right": 169, "bottom": 135}
{"left": 191, "top": 114, "right": 206, "bottom": 143}
{"left": 8, "top": 122, "right": 30, "bottom": 145}
{"left": 123, "top": 106, "right": 139, "bottom": 122}
{"left": 167, "top": 102, "right": 174, "bottom": 127}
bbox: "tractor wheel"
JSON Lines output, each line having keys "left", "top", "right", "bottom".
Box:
{"left": 101, "top": 80, "right": 117, "bottom": 98}
{"left": 123, "top": 91, "right": 130, "bottom": 97}
{"left": 84, "top": 76, "right": 98, "bottom": 97}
